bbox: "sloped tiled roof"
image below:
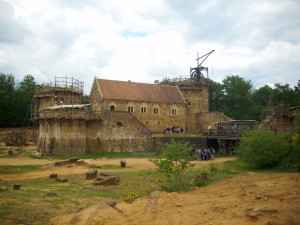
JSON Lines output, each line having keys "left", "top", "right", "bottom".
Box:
{"left": 97, "top": 79, "right": 186, "bottom": 104}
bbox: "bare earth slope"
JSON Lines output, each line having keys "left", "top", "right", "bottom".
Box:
{"left": 49, "top": 173, "right": 300, "bottom": 225}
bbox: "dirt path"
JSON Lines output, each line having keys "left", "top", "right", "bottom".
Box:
{"left": 0, "top": 154, "right": 236, "bottom": 180}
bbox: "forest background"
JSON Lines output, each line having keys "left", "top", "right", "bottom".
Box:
{"left": 0, "top": 72, "right": 299, "bottom": 127}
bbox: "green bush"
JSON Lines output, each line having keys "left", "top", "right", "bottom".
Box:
{"left": 235, "top": 128, "right": 291, "bottom": 169}
{"left": 149, "top": 141, "right": 194, "bottom": 192}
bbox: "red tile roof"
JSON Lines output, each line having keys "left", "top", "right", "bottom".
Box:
{"left": 97, "top": 79, "right": 186, "bottom": 104}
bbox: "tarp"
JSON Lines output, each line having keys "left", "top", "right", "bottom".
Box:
{"left": 42, "top": 104, "right": 90, "bottom": 111}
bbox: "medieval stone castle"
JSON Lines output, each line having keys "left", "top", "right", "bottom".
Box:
{"left": 33, "top": 72, "right": 229, "bottom": 155}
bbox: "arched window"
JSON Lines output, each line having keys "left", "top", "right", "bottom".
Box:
{"left": 109, "top": 102, "right": 116, "bottom": 111}
{"left": 171, "top": 105, "right": 179, "bottom": 115}
{"left": 140, "top": 103, "right": 148, "bottom": 113}
{"left": 127, "top": 102, "right": 134, "bottom": 113}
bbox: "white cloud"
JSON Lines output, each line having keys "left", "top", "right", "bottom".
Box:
{"left": 0, "top": 0, "right": 299, "bottom": 93}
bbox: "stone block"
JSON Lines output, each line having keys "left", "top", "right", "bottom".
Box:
{"left": 86, "top": 169, "right": 97, "bottom": 180}
{"left": 69, "top": 157, "right": 80, "bottom": 163}
{"left": 94, "top": 176, "right": 119, "bottom": 185}
{"left": 76, "top": 160, "right": 85, "bottom": 165}
{"left": 54, "top": 161, "right": 69, "bottom": 166}
{"left": 55, "top": 178, "right": 68, "bottom": 183}
{"left": 49, "top": 174, "right": 58, "bottom": 179}
{"left": 99, "top": 172, "right": 111, "bottom": 176}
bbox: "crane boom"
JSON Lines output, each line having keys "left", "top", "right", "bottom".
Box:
{"left": 196, "top": 50, "right": 215, "bottom": 67}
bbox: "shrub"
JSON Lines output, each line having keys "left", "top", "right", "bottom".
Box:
{"left": 235, "top": 128, "right": 291, "bottom": 169}
{"left": 149, "top": 141, "right": 194, "bottom": 192}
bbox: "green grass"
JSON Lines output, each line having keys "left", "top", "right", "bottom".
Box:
{"left": 221, "top": 159, "right": 294, "bottom": 173}
{"left": 0, "top": 147, "right": 13, "bottom": 153}
{"left": 0, "top": 165, "right": 43, "bottom": 174}
{"left": 0, "top": 169, "right": 161, "bottom": 225}
{"left": 0, "top": 147, "right": 26, "bottom": 158}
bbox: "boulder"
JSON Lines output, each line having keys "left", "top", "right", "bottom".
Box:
{"left": 86, "top": 169, "right": 97, "bottom": 180}
{"left": 31, "top": 150, "right": 42, "bottom": 157}
{"left": 106, "top": 201, "right": 117, "bottom": 207}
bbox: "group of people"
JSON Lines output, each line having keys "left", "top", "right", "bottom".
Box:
{"left": 163, "top": 126, "right": 184, "bottom": 134}
{"left": 189, "top": 147, "right": 216, "bottom": 161}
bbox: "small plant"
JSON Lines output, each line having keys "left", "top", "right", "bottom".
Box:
{"left": 192, "top": 172, "right": 210, "bottom": 187}
{"left": 149, "top": 141, "right": 194, "bottom": 192}
{"left": 121, "top": 188, "right": 152, "bottom": 203}
{"left": 120, "top": 160, "right": 126, "bottom": 168}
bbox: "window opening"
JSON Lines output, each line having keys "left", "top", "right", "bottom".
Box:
{"left": 141, "top": 107, "right": 146, "bottom": 113}
{"left": 128, "top": 106, "right": 133, "bottom": 112}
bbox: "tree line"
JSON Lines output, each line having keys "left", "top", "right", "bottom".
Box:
{"left": 0, "top": 73, "right": 299, "bottom": 127}
{"left": 0, "top": 73, "right": 36, "bottom": 127}
{"left": 209, "top": 75, "right": 300, "bottom": 121}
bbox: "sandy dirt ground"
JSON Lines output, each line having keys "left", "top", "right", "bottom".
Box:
{"left": 1, "top": 146, "right": 300, "bottom": 225}
{"left": 49, "top": 173, "right": 300, "bottom": 225}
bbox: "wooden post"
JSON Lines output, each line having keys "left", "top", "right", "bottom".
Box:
{"left": 13, "top": 184, "right": 21, "bottom": 190}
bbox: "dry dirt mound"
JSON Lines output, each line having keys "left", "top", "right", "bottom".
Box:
{"left": 49, "top": 173, "right": 300, "bottom": 225}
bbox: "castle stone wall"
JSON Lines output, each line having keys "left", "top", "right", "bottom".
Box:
{"left": 100, "top": 100, "right": 186, "bottom": 133}
{"left": 38, "top": 119, "right": 87, "bottom": 156}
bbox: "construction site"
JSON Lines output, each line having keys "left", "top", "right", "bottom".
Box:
{"left": 1, "top": 51, "right": 299, "bottom": 156}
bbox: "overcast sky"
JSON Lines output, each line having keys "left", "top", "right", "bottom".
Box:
{"left": 1, "top": 0, "right": 299, "bottom": 94}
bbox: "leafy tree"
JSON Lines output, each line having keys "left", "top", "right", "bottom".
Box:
{"left": 294, "top": 80, "right": 300, "bottom": 95}
{"left": 0, "top": 73, "right": 36, "bottom": 127}
{"left": 208, "top": 79, "right": 225, "bottom": 112}
{"left": 236, "top": 128, "right": 291, "bottom": 169}
{"left": 149, "top": 141, "right": 194, "bottom": 192}
{"left": 271, "top": 83, "right": 300, "bottom": 107}
{"left": 252, "top": 85, "right": 273, "bottom": 107}
{"left": 251, "top": 85, "right": 273, "bottom": 120}
{"left": 15, "top": 75, "right": 36, "bottom": 126}
{"left": 222, "top": 75, "right": 254, "bottom": 120}
{"left": 0, "top": 73, "right": 16, "bottom": 127}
